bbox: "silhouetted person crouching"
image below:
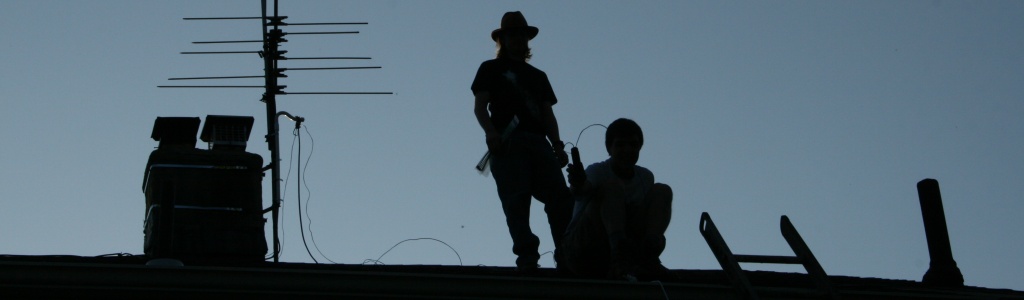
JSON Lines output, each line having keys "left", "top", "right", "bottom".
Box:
{"left": 562, "top": 118, "right": 674, "bottom": 280}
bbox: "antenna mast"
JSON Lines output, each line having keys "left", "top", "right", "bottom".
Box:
{"left": 261, "top": 0, "right": 283, "bottom": 263}
{"left": 161, "top": 0, "right": 391, "bottom": 263}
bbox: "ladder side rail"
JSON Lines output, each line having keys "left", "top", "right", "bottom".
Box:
{"left": 700, "top": 212, "right": 760, "bottom": 300}
{"left": 780, "top": 215, "right": 841, "bottom": 300}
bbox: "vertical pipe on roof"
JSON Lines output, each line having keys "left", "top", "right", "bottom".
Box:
{"left": 916, "top": 178, "right": 964, "bottom": 287}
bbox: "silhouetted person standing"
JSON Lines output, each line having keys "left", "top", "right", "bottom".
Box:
{"left": 563, "top": 118, "right": 674, "bottom": 280}
{"left": 472, "top": 11, "right": 573, "bottom": 272}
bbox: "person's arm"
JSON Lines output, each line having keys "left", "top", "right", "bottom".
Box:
{"left": 569, "top": 177, "right": 593, "bottom": 197}
{"left": 538, "top": 100, "right": 561, "bottom": 147}
{"left": 539, "top": 101, "right": 568, "bottom": 167}
{"left": 474, "top": 91, "right": 501, "bottom": 153}
{"left": 568, "top": 160, "right": 593, "bottom": 197}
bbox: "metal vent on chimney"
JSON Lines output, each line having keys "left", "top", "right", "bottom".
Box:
{"left": 200, "top": 115, "right": 254, "bottom": 151}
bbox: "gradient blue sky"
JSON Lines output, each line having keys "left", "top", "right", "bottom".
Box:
{"left": 1, "top": 0, "right": 1021, "bottom": 291}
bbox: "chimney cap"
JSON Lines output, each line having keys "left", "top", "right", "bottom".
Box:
{"left": 151, "top": 117, "right": 201, "bottom": 149}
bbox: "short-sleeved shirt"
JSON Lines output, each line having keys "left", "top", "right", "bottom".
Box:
{"left": 471, "top": 58, "right": 557, "bottom": 136}
{"left": 568, "top": 159, "right": 655, "bottom": 227}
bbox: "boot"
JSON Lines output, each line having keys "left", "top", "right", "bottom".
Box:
{"left": 516, "top": 254, "right": 540, "bottom": 274}
{"left": 553, "top": 249, "right": 572, "bottom": 277}
{"left": 636, "top": 235, "right": 677, "bottom": 281}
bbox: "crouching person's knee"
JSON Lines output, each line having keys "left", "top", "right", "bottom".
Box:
{"left": 649, "top": 183, "right": 672, "bottom": 204}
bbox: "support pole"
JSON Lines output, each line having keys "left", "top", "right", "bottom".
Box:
{"left": 262, "top": 0, "right": 283, "bottom": 263}
{"left": 916, "top": 179, "right": 964, "bottom": 286}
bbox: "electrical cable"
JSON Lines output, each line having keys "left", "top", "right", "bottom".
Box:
{"left": 282, "top": 132, "right": 297, "bottom": 204}
{"left": 95, "top": 253, "right": 134, "bottom": 257}
{"left": 267, "top": 132, "right": 297, "bottom": 260}
{"left": 573, "top": 124, "right": 608, "bottom": 148}
{"left": 283, "top": 133, "right": 299, "bottom": 255}
{"left": 538, "top": 250, "right": 555, "bottom": 267}
{"left": 362, "top": 238, "right": 463, "bottom": 266}
{"left": 296, "top": 125, "right": 318, "bottom": 264}
{"left": 653, "top": 280, "right": 671, "bottom": 300}
{"left": 301, "top": 125, "right": 337, "bottom": 263}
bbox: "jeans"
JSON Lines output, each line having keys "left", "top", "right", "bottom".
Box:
{"left": 490, "top": 130, "right": 574, "bottom": 266}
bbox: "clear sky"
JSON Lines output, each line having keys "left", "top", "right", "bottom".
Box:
{"left": 1, "top": 0, "right": 1021, "bottom": 291}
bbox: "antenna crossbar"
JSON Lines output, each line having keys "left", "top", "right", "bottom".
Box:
{"left": 184, "top": 16, "right": 284, "bottom": 20}
{"left": 283, "top": 57, "right": 371, "bottom": 60}
{"left": 168, "top": 76, "right": 267, "bottom": 80}
{"left": 285, "top": 22, "right": 368, "bottom": 26}
{"left": 181, "top": 51, "right": 261, "bottom": 54}
{"left": 284, "top": 92, "right": 393, "bottom": 95}
{"left": 287, "top": 31, "right": 359, "bottom": 35}
{"left": 281, "top": 66, "right": 381, "bottom": 71}
{"left": 184, "top": 16, "right": 284, "bottom": 19}
{"left": 157, "top": 85, "right": 270, "bottom": 88}
{"left": 193, "top": 40, "right": 264, "bottom": 44}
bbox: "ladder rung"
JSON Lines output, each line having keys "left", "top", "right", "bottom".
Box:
{"left": 734, "top": 254, "right": 802, "bottom": 264}
{"left": 753, "top": 286, "right": 828, "bottom": 297}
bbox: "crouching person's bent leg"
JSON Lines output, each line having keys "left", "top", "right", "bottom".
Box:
{"left": 636, "top": 183, "right": 674, "bottom": 280}
{"left": 562, "top": 180, "right": 629, "bottom": 278}
{"left": 562, "top": 202, "right": 608, "bottom": 278}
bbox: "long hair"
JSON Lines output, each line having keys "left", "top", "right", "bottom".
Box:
{"left": 495, "top": 37, "right": 532, "bottom": 61}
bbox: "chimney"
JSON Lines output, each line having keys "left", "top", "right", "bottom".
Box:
{"left": 917, "top": 178, "right": 964, "bottom": 287}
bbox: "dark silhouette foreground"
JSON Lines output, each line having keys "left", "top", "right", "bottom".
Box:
{"left": 472, "top": 11, "right": 573, "bottom": 273}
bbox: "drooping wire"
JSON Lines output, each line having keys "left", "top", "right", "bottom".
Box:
{"left": 538, "top": 250, "right": 555, "bottom": 267}
{"left": 95, "top": 253, "right": 134, "bottom": 257}
{"left": 296, "top": 125, "right": 318, "bottom": 264}
{"left": 301, "top": 125, "right": 337, "bottom": 263}
{"left": 282, "top": 132, "right": 297, "bottom": 206}
{"left": 653, "top": 280, "right": 671, "bottom": 300}
{"left": 282, "top": 134, "right": 298, "bottom": 250}
{"left": 362, "top": 238, "right": 463, "bottom": 266}
{"left": 267, "top": 132, "right": 297, "bottom": 260}
{"left": 575, "top": 124, "right": 608, "bottom": 147}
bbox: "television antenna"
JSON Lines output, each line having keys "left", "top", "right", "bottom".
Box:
{"left": 158, "top": 0, "right": 391, "bottom": 263}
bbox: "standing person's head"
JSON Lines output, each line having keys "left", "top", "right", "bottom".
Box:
{"left": 606, "top": 118, "right": 644, "bottom": 167}
{"left": 492, "top": 11, "right": 537, "bottom": 61}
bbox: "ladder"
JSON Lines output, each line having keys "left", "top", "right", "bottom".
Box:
{"left": 700, "top": 212, "right": 840, "bottom": 300}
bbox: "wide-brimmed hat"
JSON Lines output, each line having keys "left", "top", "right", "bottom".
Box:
{"left": 491, "top": 11, "right": 539, "bottom": 41}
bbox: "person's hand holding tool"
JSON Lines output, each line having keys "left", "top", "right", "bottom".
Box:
{"left": 567, "top": 147, "right": 587, "bottom": 186}
{"left": 553, "top": 140, "right": 569, "bottom": 168}
{"left": 486, "top": 132, "right": 502, "bottom": 155}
